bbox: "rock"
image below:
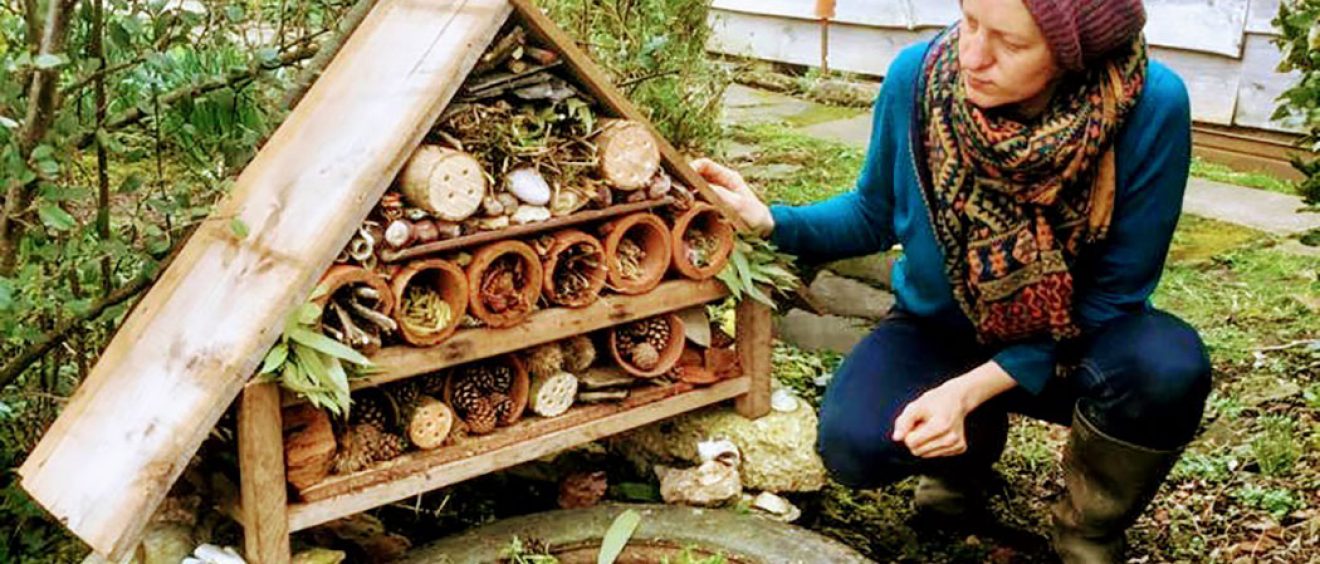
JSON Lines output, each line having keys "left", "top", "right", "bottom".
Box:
{"left": 511, "top": 205, "right": 551, "bottom": 225}
{"left": 824, "top": 253, "right": 896, "bottom": 291}
{"left": 135, "top": 523, "right": 195, "bottom": 564}
{"left": 1239, "top": 374, "right": 1302, "bottom": 406}
{"left": 657, "top": 460, "right": 742, "bottom": 507}
{"left": 808, "top": 271, "right": 895, "bottom": 320}
{"left": 612, "top": 402, "right": 828, "bottom": 493}
{"left": 776, "top": 308, "right": 871, "bottom": 355}
{"left": 741, "top": 163, "right": 802, "bottom": 182}
{"left": 505, "top": 167, "right": 552, "bottom": 205}
{"left": 749, "top": 491, "right": 802, "bottom": 522}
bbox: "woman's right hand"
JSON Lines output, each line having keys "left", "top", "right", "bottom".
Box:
{"left": 690, "top": 158, "right": 774, "bottom": 237}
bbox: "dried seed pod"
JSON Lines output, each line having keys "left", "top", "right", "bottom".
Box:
{"left": 407, "top": 396, "right": 454, "bottom": 450}
{"left": 528, "top": 371, "right": 578, "bottom": 418}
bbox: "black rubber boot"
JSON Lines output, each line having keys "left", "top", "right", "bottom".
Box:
{"left": 1051, "top": 407, "right": 1182, "bottom": 563}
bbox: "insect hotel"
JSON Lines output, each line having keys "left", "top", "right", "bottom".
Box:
{"left": 17, "top": 1, "right": 773, "bottom": 562}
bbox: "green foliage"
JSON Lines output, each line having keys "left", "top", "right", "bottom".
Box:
{"left": 598, "top": 508, "right": 641, "bottom": 564}
{"left": 715, "top": 236, "right": 800, "bottom": 308}
{"left": 1251, "top": 415, "right": 1301, "bottom": 477}
{"left": 1273, "top": 1, "right": 1320, "bottom": 204}
{"left": 1234, "top": 484, "right": 1305, "bottom": 520}
{"left": 541, "top": 0, "right": 730, "bottom": 151}
{"left": 502, "top": 536, "right": 560, "bottom": 564}
{"left": 726, "top": 122, "right": 865, "bottom": 206}
{"left": 1187, "top": 157, "right": 1296, "bottom": 196}
{"left": 259, "top": 298, "right": 372, "bottom": 416}
{"left": 771, "top": 343, "right": 841, "bottom": 408}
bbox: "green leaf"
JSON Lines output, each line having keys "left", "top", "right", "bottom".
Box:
{"left": 0, "top": 278, "right": 13, "bottom": 311}
{"left": 0, "top": 115, "right": 16, "bottom": 129}
{"left": 260, "top": 343, "right": 289, "bottom": 375}
{"left": 296, "top": 302, "right": 322, "bottom": 326}
{"left": 597, "top": 509, "right": 641, "bottom": 564}
{"left": 229, "top": 217, "right": 249, "bottom": 239}
{"left": 288, "top": 327, "right": 371, "bottom": 366}
{"left": 33, "top": 53, "right": 66, "bottom": 69}
{"left": 37, "top": 202, "right": 76, "bottom": 231}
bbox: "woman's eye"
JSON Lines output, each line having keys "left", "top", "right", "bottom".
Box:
{"left": 1003, "top": 42, "right": 1024, "bottom": 53}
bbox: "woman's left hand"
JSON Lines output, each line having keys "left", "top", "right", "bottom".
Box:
{"left": 891, "top": 382, "right": 973, "bottom": 458}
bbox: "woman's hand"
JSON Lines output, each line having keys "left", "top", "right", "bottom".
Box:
{"left": 690, "top": 158, "right": 774, "bottom": 237}
{"left": 892, "top": 361, "right": 1018, "bottom": 458}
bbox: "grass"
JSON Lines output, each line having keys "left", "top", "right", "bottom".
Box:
{"left": 1189, "top": 156, "right": 1298, "bottom": 196}
{"left": 724, "top": 122, "right": 863, "bottom": 206}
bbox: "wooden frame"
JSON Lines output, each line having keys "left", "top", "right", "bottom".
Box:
{"left": 232, "top": 2, "right": 774, "bottom": 563}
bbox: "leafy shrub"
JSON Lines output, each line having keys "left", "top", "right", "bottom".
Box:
{"left": 1274, "top": 1, "right": 1320, "bottom": 204}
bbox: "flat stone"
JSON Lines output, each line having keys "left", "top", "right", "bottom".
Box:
{"left": 1182, "top": 178, "right": 1320, "bottom": 236}
{"left": 809, "top": 271, "right": 895, "bottom": 320}
{"left": 741, "top": 163, "right": 803, "bottom": 182}
{"left": 613, "top": 402, "right": 828, "bottom": 493}
{"left": 824, "top": 253, "right": 896, "bottom": 291}
{"left": 776, "top": 308, "right": 871, "bottom": 355}
{"left": 721, "top": 84, "right": 819, "bottom": 126}
{"left": 1238, "top": 374, "right": 1303, "bottom": 407}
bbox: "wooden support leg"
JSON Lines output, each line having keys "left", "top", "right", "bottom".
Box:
{"left": 239, "top": 382, "right": 291, "bottom": 564}
{"left": 734, "top": 297, "right": 773, "bottom": 418}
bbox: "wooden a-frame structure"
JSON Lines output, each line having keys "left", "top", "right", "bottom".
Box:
{"left": 19, "top": 1, "right": 772, "bottom": 562}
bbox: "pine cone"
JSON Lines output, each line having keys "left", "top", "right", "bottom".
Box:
{"left": 465, "top": 397, "right": 499, "bottom": 435}
{"left": 640, "top": 317, "right": 671, "bottom": 351}
{"left": 333, "top": 423, "right": 407, "bottom": 474}
{"left": 451, "top": 375, "right": 485, "bottom": 417}
{"left": 525, "top": 343, "right": 565, "bottom": 379}
{"left": 351, "top": 393, "right": 392, "bottom": 431}
{"left": 488, "top": 391, "right": 515, "bottom": 426}
{"left": 388, "top": 381, "right": 422, "bottom": 424}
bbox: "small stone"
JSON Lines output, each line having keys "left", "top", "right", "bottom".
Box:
{"left": 657, "top": 460, "right": 742, "bottom": 507}
{"left": 770, "top": 388, "right": 800, "bottom": 413}
{"left": 776, "top": 309, "right": 871, "bottom": 355}
{"left": 511, "top": 205, "right": 551, "bottom": 225}
{"left": 825, "top": 253, "right": 897, "bottom": 291}
{"left": 808, "top": 270, "right": 895, "bottom": 320}
{"left": 750, "top": 491, "right": 801, "bottom": 522}
{"left": 505, "top": 167, "right": 552, "bottom": 205}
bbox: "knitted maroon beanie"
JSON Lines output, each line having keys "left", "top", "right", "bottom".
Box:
{"left": 1021, "top": 0, "right": 1146, "bottom": 71}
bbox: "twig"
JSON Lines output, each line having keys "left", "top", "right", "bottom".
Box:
{"left": 617, "top": 69, "right": 679, "bottom": 89}
{"left": 1253, "top": 340, "right": 1319, "bottom": 353}
{"left": 281, "top": 0, "right": 378, "bottom": 109}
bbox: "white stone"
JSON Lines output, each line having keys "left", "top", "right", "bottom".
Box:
{"left": 505, "top": 167, "right": 552, "bottom": 205}
{"left": 511, "top": 205, "right": 551, "bottom": 225}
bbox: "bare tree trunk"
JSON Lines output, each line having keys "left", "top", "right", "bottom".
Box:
{"left": 0, "top": 0, "right": 80, "bottom": 277}
{"left": 92, "top": 0, "right": 112, "bottom": 295}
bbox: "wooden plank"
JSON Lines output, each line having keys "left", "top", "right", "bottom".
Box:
{"left": 1232, "top": 34, "right": 1302, "bottom": 133}
{"left": 358, "top": 279, "right": 730, "bottom": 389}
{"left": 17, "top": 1, "right": 512, "bottom": 559}
{"left": 508, "top": 0, "right": 751, "bottom": 233}
{"left": 1152, "top": 47, "right": 1241, "bottom": 126}
{"left": 287, "top": 377, "right": 751, "bottom": 531}
{"left": 733, "top": 297, "right": 772, "bottom": 418}
{"left": 1146, "top": 0, "right": 1249, "bottom": 58}
{"left": 1246, "top": 0, "right": 1280, "bottom": 36}
{"left": 381, "top": 197, "right": 672, "bottom": 263}
{"left": 239, "top": 382, "right": 291, "bottom": 564}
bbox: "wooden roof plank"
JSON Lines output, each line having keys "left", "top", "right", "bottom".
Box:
{"left": 18, "top": 0, "right": 512, "bottom": 559}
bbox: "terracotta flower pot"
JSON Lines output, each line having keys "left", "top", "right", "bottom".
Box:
{"left": 541, "top": 229, "right": 608, "bottom": 308}
{"left": 670, "top": 203, "right": 735, "bottom": 280}
{"left": 608, "top": 313, "right": 686, "bottom": 378}
{"left": 443, "top": 355, "right": 531, "bottom": 427}
{"left": 390, "top": 259, "right": 469, "bottom": 346}
{"left": 467, "top": 240, "right": 544, "bottom": 328}
{"left": 600, "top": 212, "right": 672, "bottom": 295}
{"left": 313, "top": 265, "right": 395, "bottom": 355}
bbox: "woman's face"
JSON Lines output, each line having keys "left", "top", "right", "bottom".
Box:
{"left": 958, "top": 0, "right": 1059, "bottom": 109}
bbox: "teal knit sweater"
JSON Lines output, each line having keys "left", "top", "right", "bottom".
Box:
{"left": 768, "top": 41, "right": 1192, "bottom": 394}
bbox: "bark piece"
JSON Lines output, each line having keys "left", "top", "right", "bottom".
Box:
{"left": 283, "top": 405, "right": 337, "bottom": 491}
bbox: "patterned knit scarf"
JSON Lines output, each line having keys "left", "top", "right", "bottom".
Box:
{"left": 916, "top": 25, "right": 1146, "bottom": 344}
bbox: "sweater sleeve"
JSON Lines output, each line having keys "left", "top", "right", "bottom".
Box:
{"left": 992, "top": 66, "right": 1192, "bottom": 394}
{"left": 766, "top": 50, "right": 920, "bottom": 261}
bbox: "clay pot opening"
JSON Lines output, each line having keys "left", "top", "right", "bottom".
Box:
{"left": 601, "top": 213, "right": 672, "bottom": 295}
{"left": 671, "top": 203, "right": 735, "bottom": 280}
{"left": 443, "top": 355, "right": 531, "bottom": 432}
{"left": 467, "top": 240, "right": 544, "bottom": 328}
{"left": 391, "top": 259, "right": 469, "bottom": 346}
{"left": 542, "top": 230, "right": 607, "bottom": 308}
{"left": 608, "top": 313, "right": 686, "bottom": 378}
{"left": 314, "top": 265, "right": 396, "bottom": 355}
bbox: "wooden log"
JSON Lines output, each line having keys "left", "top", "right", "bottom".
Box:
{"left": 17, "top": 1, "right": 512, "bottom": 558}
{"left": 240, "top": 382, "right": 292, "bottom": 564}
{"left": 594, "top": 119, "right": 661, "bottom": 191}
{"left": 400, "top": 145, "right": 487, "bottom": 222}
{"left": 734, "top": 297, "right": 772, "bottom": 418}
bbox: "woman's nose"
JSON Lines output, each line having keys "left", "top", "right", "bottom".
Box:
{"left": 960, "top": 31, "right": 993, "bottom": 71}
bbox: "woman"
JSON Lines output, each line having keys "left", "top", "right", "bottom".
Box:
{"left": 693, "top": 0, "right": 1211, "bottom": 562}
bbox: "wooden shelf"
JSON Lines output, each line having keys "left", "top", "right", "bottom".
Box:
{"left": 355, "top": 278, "right": 730, "bottom": 390}
{"left": 379, "top": 197, "right": 674, "bottom": 262}
{"left": 286, "top": 377, "right": 750, "bottom": 531}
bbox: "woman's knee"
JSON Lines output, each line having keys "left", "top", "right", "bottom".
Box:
{"left": 1123, "top": 312, "right": 1212, "bottom": 408}
{"left": 817, "top": 409, "right": 912, "bottom": 488}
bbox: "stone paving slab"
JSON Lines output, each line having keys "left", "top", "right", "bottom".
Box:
{"left": 808, "top": 271, "right": 895, "bottom": 320}
{"left": 776, "top": 308, "right": 872, "bottom": 355}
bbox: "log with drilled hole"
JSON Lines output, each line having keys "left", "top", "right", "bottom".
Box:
{"left": 400, "top": 144, "right": 487, "bottom": 222}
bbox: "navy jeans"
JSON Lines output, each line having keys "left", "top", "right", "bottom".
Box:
{"left": 817, "top": 309, "right": 1212, "bottom": 489}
